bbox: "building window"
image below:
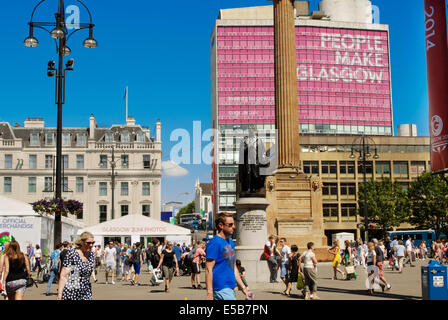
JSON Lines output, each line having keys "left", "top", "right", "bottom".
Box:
{"left": 303, "top": 161, "right": 319, "bottom": 174}
{"left": 76, "top": 133, "right": 86, "bottom": 146}
{"left": 29, "top": 154, "right": 37, "bottom": 169}
{"left": 121, "top": 155, "right": 129, "bottom": 169}
{"left": 3, "top": 177, "right": 11, "bottom": 193}
{"left": 121, "top": 182, "right": 129, "bottom": 196}
{"left": 142, "top": 182, "right": 150, "bottom": 196}
{"left": 62, "top": 132, "right": 71, "bottom": 146}
{"left": 76, "top": 155, "right": 84, "bottom": 169}
{"left": 44, "top": 177, "right": 53, "bottom": 192}
{"left": 322, "top": 183, "right": 338, "bottom": 199}
{"left": 63, "top": 177, "right": 69, "bottom": 192}
{"left": 340, "top": 183, "right": 356, "bottom": 199}
{"left": 321, "top": 161, "right": 337, "bottom": 175}
{"left": 143, "top": 155, "right": 151, "bottom": 169}
{"left": 411, "top": 161, "right": 426, "bottom": 176}
{"left": 323, "top": 204, "right": 338, "bottom": 222}
{"left": 393, "top": 161, "right": 408, "bottom": 177}
{"left": 340, "top": 161, "right": 355, "bottom": 175}
{"left": 62, "top": 155, "right": 68, "bottom": 169}
{"left": 4, "top": 154, "right": 12, "bottom": 169}
{"left": 219, "top": 180, "right": 236, "bottom": 192}
{"left": 121, "top": 131, "right": 130, "bottom": 143}
{"left": 105, "top": 132, "right": 114, "bottom": 143}
{"left": 99, "top": 182, "right": 107, "bottom": 196}
{"left": 137, "top": 132, "right": 145, "bottom": 142}
{"left": 219, "top": 165, "right": 238, "bottom": 178}
{"left": 45, "top": 155, "right": 53, "bottom": 169}
{"left": 99, "top": 155, "right": 107, "bottom": 168}
{"left": 142, "top": 204, "right": 150, "bottom": 217}
{"left": 341, "top": 204, "right": 357, "bottom": 222}
{"left": 121, "top": 205, "right": 129, "bottom": 216}
{"left": 45, "top": 132, "right": 54, "bottom": 146}
{"left": 219, "top": 195, "right": 236, "bottom": 207}
{"left": 375, "top": 161, "right": 391, "bottom": 176}
{"left": 358, "top": 161, "right": 373, "bottom": 174}
{"left": 28, "top": 177, "right": 37, "bottom": 193}
{"left": 99, "top": 205, "right": 107, "bottom": 223}
{"left": 76, "top": 177, "right": 84, "bottom": 193}
{"left": 30, "top": 133, "right": 40, "bottom": 146}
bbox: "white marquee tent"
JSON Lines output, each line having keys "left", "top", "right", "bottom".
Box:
{"left": 77, "top": 214, "right": 192, "bottom": 246}
{"left": 0, "top": 195, "right": 85, "bottom": 254}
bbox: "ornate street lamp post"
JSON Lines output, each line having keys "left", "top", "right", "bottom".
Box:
{"left": 350, "top": 135, "right": 379, "bottom": 242}
{"left": 25, "top": 0, "right": 97, "bottom": 245}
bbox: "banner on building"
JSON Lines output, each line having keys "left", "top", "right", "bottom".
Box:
{"left": 424, "top": 0, "right": 448, "bottom": 172}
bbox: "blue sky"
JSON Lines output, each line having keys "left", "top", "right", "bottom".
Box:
{"left": 0, "top": 0, "right": 432, "bottom": 207}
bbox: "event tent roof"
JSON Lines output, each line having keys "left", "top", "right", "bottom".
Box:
{"left": 0, "top": 195, "right": 38, "bottom": 216}
{"left": 77, "top": 214, "right": 191, "bottom": 236}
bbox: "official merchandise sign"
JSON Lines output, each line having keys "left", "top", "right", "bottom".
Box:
{"left": 424, "top": 0, "right": 448, "bottom": 172}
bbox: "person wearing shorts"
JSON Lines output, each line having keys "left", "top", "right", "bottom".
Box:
{"left": 131, "top": 242, "right": 143, "bottom": 286}
{"left": 2, "top": 241, "right": 31, "bottom": 300}
{"left": 192, "top": 242, "right": 206, "bottom": 289}
{"left": 156, "top": 242, "right": 179, "bottom": 293}
{"left": 104, "top": 242, "right": 116, "bottom": 285}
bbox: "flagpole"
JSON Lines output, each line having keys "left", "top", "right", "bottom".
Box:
{"left": 125, "top": 86, "right": 128, "bottom": 121}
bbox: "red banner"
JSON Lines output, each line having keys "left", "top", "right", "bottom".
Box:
{"left": 425, "top": 0, "right": 448, "bottom": 172}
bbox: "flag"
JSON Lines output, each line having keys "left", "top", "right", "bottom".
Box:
{"left": 123, "top": 86, "right": 128, "bottom": 100}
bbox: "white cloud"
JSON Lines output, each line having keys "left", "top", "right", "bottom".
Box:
{"left": 162, "top": 160, "right": 189, "bottom": 177}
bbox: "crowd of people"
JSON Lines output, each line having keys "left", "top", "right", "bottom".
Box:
{"left": 260, "top": 234, "right": 436, "bottom": 299}
{"left": 0, "top": 221, "right": 442, "bottom": 301}
{"left": 0, "top": 235, "right": 212, "bottom": 300}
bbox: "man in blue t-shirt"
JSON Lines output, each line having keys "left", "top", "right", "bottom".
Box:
{"left": 205, "top": 212, "right": 250, "bottom": 300}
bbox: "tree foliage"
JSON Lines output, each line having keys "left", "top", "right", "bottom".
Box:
{"left": 175, "top": 200, "right": 195, "bottom": 224}
{"left": 408, "top": 172, "right": 448, "bottom": 239}
{"left": 358, "top": 178, "right": 409, "bottom": 238}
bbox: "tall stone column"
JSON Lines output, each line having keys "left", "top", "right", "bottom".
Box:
{"left": 274, "top": 0, "right": 300, "bottom": 170}
{"left": 265, "top": 0, "right": 329, "bottom": 260}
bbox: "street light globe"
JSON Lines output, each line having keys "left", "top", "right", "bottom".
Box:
{"left": 24, "top": 36, "right": 39, "bottom": 47}
{"left": 62, "top": 46, "right": 72, "bottom": 56}
{"left": 50, "top": 27, "right": 65, "bottom": 39}
{"left": 83, "top": 37, "right": 98, "bottom": 49}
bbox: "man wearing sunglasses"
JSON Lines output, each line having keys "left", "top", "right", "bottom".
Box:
{"left": 205, "top": 212, "right": 251, "bottom": 300}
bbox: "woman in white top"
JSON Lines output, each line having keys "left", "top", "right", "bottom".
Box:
{"left": 298, "top": 242, "right": 319, "bottom": 300}
{"left": 366, "top": 242, "right": 378, "bottom": 295}
{"left": 31, "top": 244, "right": 42, "bottom": 273}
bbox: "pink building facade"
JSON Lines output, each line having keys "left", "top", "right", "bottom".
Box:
{"left": 214, "top": 25, "right": 392, "bottom": 134}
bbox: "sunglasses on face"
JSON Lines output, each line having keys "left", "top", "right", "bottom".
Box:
{"left": 85, "top": 241, "right": 95, "bottom": 245}
{"left": 223, "top": 223, "right": 235, "bottom": 227}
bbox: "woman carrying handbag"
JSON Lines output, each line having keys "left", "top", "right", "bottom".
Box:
{"left": 2, "top": 241, "right": 31, "bottom": 300}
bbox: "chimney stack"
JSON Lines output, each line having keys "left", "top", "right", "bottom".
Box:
{"left": 89, "top": 114, "right": 97, "bottom": 140}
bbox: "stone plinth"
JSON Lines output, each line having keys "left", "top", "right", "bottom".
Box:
{"left": 235, "top": 197, "right": 270, "bottom": 284}
{"left": 265, "top": 170, "right": 328, "bottom": 259}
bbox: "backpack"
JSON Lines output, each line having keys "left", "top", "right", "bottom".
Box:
{"left": 187, "top": 248, "right": 197, "bottom": 261}
{"left": 149, "top": 246, "right": 160, "bottom": 265}
{"left": 132, "top": 248, "right": 141, "bottom": 263}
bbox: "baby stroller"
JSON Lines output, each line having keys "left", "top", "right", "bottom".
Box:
{"left": 149, "top": 268, "right": 164, "bottom": 286}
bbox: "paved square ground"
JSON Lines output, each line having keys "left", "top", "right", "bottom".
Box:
{"left": 24, "top": 259, "right": 424, "bottom": 300}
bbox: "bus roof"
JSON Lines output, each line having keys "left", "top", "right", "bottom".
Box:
{"left": 388, "top": 230, "right": 434, "bottom": 233}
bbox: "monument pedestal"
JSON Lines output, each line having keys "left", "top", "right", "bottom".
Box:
{"left": 235, "top": 197, "right": 270, "bottom": 285}
{"left": 266, "top": 169, "right": 328, "bottom": 259}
